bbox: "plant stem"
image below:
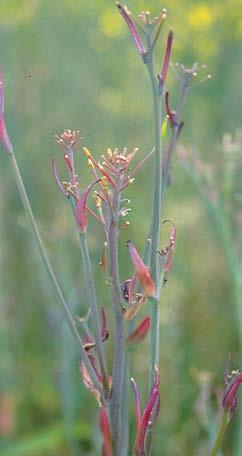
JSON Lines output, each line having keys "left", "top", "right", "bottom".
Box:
{"left": 79, "top": 232, "right": 109, "bottom": 391}
{"left": 109, "top": 189, "right": 126, "bottom": 455}
{"left": 147, "top": 46, "right": 162, "bottom": 386}
{"left": 120, "top": 353, "right": 129, "bottom": 456}
{"left": 210, "top": 411, "right": 230, "bottom": 456}
{"left": 213, "top": 205, "right": 242, "bottom": 456}
{"left": 8, "top": 150, "right": 102, "bottom": 395}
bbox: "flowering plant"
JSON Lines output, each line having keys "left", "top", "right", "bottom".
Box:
{"left": 3, "top": 3, "right": 236, "bottom": 456}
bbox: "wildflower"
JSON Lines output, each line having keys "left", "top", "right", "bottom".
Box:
{"left": 0, "top": 72, "right": 12, "bottom": 153}
{"left": 158, "top": 30, "right": 173, "bottom": 89}
{"left": 131, "top": 366, "right": 160, "bottom": 455}
{"left": 127, "top": 316, "right": 150, "bottom": 343}
{"left": 83, "top": 146, "right": 138, "bottom": 192}
{"left": 54, "top": 130, "right": 81, "bottom": 200}
{"left": 99, "top": 407, "right": 113, "bottom": 456}
{"left": 116, "top": 2, "right": 147, "bottom": 61}
{"left": 117, "top": 2, "right": 170, "bottom": 70}
{"left": 222, "top": 355, "right": 242, "bottom": 417}
{"left": 53, "top": 132, "right": 104, "bottom": 230}
{"left": 127, "top": 241, "right": 155, "bottom": 297}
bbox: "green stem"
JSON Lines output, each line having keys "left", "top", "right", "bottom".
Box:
{"left": 147, "top": 46, "right": 162, "bottom": 387}
{"left": 79, "top": 232, "right": 109, "bottom": 391}
{"left": 109, "top": 190, "right": 126, "bottom": 455}
{"left": 215, "top": 206, "right": 242, "bottom": 456}
{"left": 8, "top": 151, "right": 102, "bottom": 395}
{"left": 210, "top": 411, "right": 230, "bottom": 456}
{"left": 120, "top": 353, "right": 129, "bottom": 456}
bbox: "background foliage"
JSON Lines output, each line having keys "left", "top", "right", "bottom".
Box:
{"left": 0, "top": 0, "right": 241, "bottom": 454}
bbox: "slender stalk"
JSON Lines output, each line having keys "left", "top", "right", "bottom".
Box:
{"left": 210, "top": 411, "right": 230, "bottom": 456}
{"left": 147, "top": 44, "right": 162, "bottom": 386}
{"left": 79, "top": 232, "right": 109, "bottom": 391}
{"left": 120, "top": 353, "right": 129, "bottom": 456}
{"left": 213, "top": 205, "right": 242, "bottom": 456}
{"left": 234, "top": 276, "right": 242, "bottom": 456}
{"left": 109, "top": 189, "right": 126, "bottom": 455}
{"left": 8, "top": 150, "right": 102, "bottom": 395}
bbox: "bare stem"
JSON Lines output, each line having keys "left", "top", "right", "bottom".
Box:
{"left": 109, "top": 189, "right": 126, "bottom": 455}
{"left": 147, "top": 45, "right": 162, "bottom": 386}
{"left": 210, "top": 411, "right": 230, "bottom": 456}
{"left": 79, "top": 232, "right": 109, "bottom": 391}
{"left": 8, "top": 150, "right": 102, "bottom": 396}
{"left": 120, "top": 353, "right": 129, "bottom": 456}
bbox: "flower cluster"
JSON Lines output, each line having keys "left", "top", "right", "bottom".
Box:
{"left": 116, "top": 2, "right": 173, "bottom": 90}
{"left": 53, "top": 130, "right": 102, "bottom": 233}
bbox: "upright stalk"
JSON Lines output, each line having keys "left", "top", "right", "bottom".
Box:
{"left": 147, "top": 45, "right": 162, "bottom": 385}
{"left": 214, "top": 207, "right": 242, "bottom": 456}
{"left": 121, "top": 352, "right": 129, "bottom": 456}
{"left": 8, "top": 150, "right": 102, "bottom": 395}
{"left": 210, "top": 411, "right": 230, "bottom": 456}
{"left": 109, "top": 189, "right": 126, "bottom": 455}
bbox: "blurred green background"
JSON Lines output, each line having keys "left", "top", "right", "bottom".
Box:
{"left": 0, "top": 0, "right": 242, "bottom": 454}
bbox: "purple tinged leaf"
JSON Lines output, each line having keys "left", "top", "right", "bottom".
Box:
{"left": 131, "top": 377, "right": 142, "bottom": 428}
{"left": 99, "top": 407, "right": 113, "bottom": 456}
{"left": 127, "top": 240, "right": 155, "bottom": 297}
{"left": 101, "top": 307, "right": 109, "bottom": 342}
{"left": 158, "top": 30, "right": 173, "bottom": 87}
{"left": 127, "top": 316, "right": 150, "bottom": 343}
{"left": 134, "top": 387, "right": 160, "bottom": 454}
{"left": 116, "top": 2, "right": 147, "bottom": 58}
{"left": 132, "top": 367, "right": 160, "bottom": 455}
{"left": 222, "top": 372, "right": 242, "bottom": 415}
{"left": 165, "top": 91, "right": 176, "bottom": 126}
{"left": 76, "top": 180, "right": 100, "bottom": 232}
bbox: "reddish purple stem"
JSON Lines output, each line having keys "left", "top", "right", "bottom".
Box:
{"left": 116, "top": 2, "right": 147, "bottom": 58}
{"left": 131, "top": 377, "right": 142, "bottom": 428}
{"left": 158, "top": 30, "right": 173, "bottom": 87}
